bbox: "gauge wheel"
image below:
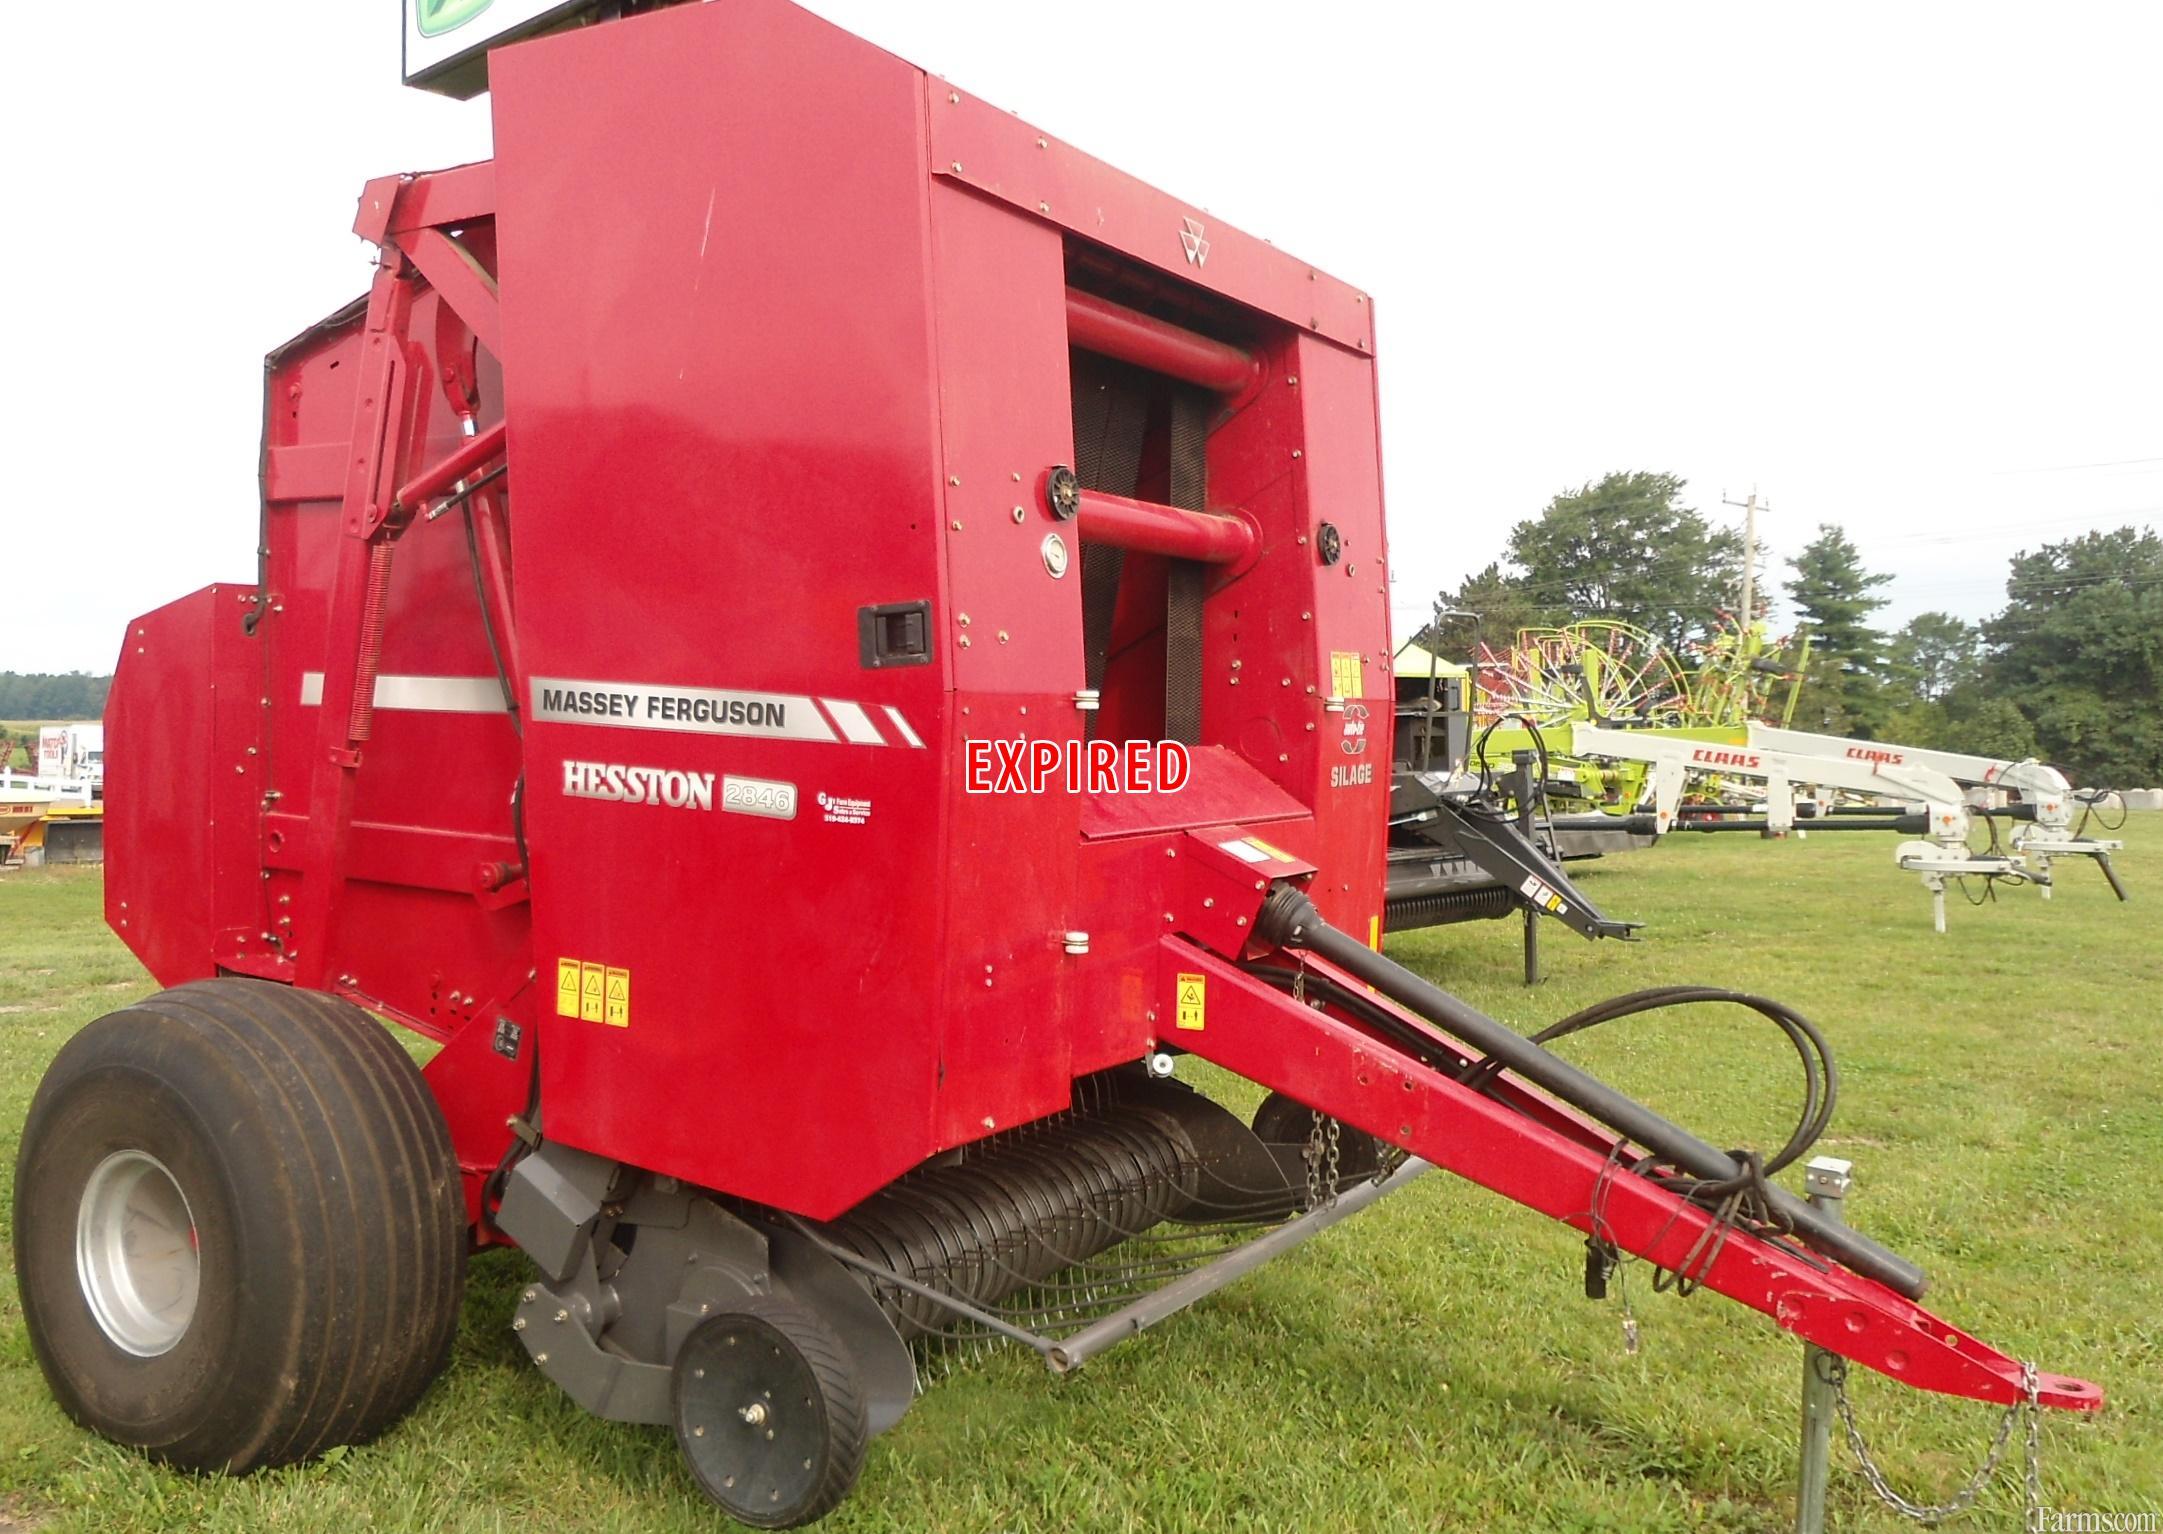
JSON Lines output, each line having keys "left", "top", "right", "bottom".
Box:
{"left": 673, "top": 1295, "right": 869, "bottom": 1528}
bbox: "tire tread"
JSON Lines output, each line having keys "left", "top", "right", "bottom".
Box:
{"left": 17, "top": 978, "right": 466, "bottom": 1472}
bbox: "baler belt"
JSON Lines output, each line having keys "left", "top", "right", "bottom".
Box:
{"left": 1163, "top": 388, "right": 1211, "bottom": 745}
{"left": 1070, "top": 352, "right": 1150, "bottom": 731}
{"left": 1078, "top": 545, "right": 1126, "bottom": 701}
{"left": 1065, "top": 354, "right": 1212, "bottom": 743}
{"left": 1163, "top": 564, "right": 1204, "bottom": 744}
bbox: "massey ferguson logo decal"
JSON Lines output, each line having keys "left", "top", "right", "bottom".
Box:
{"left": 1180, "top": 217, "right": 1210, "bottom": 268}
{"left": 1846, "top": 745, "right": 1906, "bottom": 765}
{"left": 562, "top": 760, "right": 715, "bottom": 811}
{"left": 1691, "top": 747, "right": 1761, "bottom": 769}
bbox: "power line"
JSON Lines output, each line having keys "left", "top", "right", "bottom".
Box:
{"left": 1995, "top": 455, "right": 2163, "bottom": 474}
{"left": 1858, "top": 510, "right": 2163, "bottom": 548}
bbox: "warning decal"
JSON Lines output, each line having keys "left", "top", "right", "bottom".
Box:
{"left": 1518, "top": 875, "right": 1569, "bottom": 917}
{"left": 1330, "top": 651, "right": 1364, "bottom": 700}
{"left": 559, "top": 956, "right": 634, "bottom": 1027}
{"left": 1175, "top": 972, "right": 1207, "bottom": 1032}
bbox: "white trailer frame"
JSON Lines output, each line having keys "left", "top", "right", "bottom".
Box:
{"left": 1566, "top": 724, "right": 2024, "bottom": 932}
{"left": 1744, "top": 725, "right": 2124, "bottom": 898}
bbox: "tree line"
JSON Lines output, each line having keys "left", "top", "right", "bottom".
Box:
{"left": 1423, "top": 471, "right": 2163, "bottom": 786}
{"left": 0, "top": 672, "right": 111, "bottom": 722}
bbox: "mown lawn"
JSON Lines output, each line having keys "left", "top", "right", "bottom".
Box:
{"left": 2, "top": 820, "right": 2159, "bottom": 1531}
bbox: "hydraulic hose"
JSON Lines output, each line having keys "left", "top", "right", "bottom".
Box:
{"left": 1253, "top": 886, "right": 1928, "bottom": 1299}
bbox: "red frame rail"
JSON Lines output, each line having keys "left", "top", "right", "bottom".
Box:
{"left": 1074, "top": 487, "right": 1257, "bottom": 565}
{"left": 1063, "top": 287, "right": 1260, "bottom": 397}
{"left": 1169, "top": 937, "right": 2101, "bottom": 1412}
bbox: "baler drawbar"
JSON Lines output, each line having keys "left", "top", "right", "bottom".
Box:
{"left": 12, "top": 1, "right": 2098, "bottom": 1526}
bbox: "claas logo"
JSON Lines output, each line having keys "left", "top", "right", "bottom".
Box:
{"left": 1691, "top": 748, "right": 1760, "bottom": 769}
{"left": 416, "top": 0, "right": 494, "bottom": 38}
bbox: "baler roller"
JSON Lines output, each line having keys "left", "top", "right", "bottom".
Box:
{"left": 816, "top": 1098, "right": 1210, "bottom": 1340}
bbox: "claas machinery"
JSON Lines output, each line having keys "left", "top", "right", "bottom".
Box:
{"left": 12, "top": 3, "right": 2101, "bottom": 1524}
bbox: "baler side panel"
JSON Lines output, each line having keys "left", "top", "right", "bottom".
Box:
{"left": 923, "top": 177, "right": 1085, "bottom": 1140}
{"left": 927, "top": 180, "right": 1085, "bottom": 700}
{"left": 105, "top": 587, "right": 228, "bottom": 985}
{"left": 1181, "top": 332, "right": 1390, "bottom": 938}
{"left": 256, "top": 290, "right": 529, "bottom": 1027}
{"left": 490, "top": 0, "right": 952, "bottom": 1217}
{"left": 1258, "top": 332, "right": 1391, "bottom": 935}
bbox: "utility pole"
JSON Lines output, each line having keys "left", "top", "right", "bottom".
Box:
{"left": 1724, "top": 488, "right": 1767, "bottom": 624}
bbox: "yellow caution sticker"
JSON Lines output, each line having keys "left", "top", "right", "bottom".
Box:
{"left": 1175, "top": 972, "right": 1207, "bottom": 1032}
{"left": 1244, "top": 835, "right": 1294, "bottom": 863}
{"left": 1330, "top": 650, "right": 1364, "bottom": 700}
{"left": 560, "top": 956, "right": 635, "bottom": 1026}
{"left": 1369, "top": 913, "right": 1382, "bottom": 950}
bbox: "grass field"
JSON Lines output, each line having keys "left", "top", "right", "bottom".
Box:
{"left": 2, "top": 822, "right": 2159, "bottom": 1531}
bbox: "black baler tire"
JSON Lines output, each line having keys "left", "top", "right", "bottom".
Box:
{"left": 12, "top": 978, "right": 466, "bottom": 1472}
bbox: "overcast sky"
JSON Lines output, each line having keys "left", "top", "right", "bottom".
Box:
{"left": 8, "top": 1, "right": 2160, "bottom": 674}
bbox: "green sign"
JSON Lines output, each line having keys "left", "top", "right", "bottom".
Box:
{"left": 416, "top": 0, "right": 495, "bottom": 39}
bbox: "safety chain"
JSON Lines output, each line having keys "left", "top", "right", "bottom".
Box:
{"left": 1827, "top": 1356, "right": 2042, "bottom": 1526}
{"left": 1302, "top": 1109, "right": 1342, "bottom": 1213}
{"left": 1371, "top": 1140, "right": 1410, "bottom": 1183}
{"left": 1289, "top": 962, "right": 1341, "bottom": 1215}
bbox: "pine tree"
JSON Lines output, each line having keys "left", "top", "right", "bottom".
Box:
{"left": 1785, "top": 525, "right": 1892, "bottom": 734}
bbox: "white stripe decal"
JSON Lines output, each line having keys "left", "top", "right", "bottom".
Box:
{"left": 298, "top": 672, "right": 507, "bottom": 713}
{"left": 820, "top": 698, "right": 887, "bottom": 746}
{"left": 882, "top": 705, "right": 926, "bottom": 749}
{"left": 297, "top": 672, "right": 915, "bottom": 750}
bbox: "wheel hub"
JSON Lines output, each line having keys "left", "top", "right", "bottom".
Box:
{"left": 75, "top": 1150, "right": 199, "bottom": 1357}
